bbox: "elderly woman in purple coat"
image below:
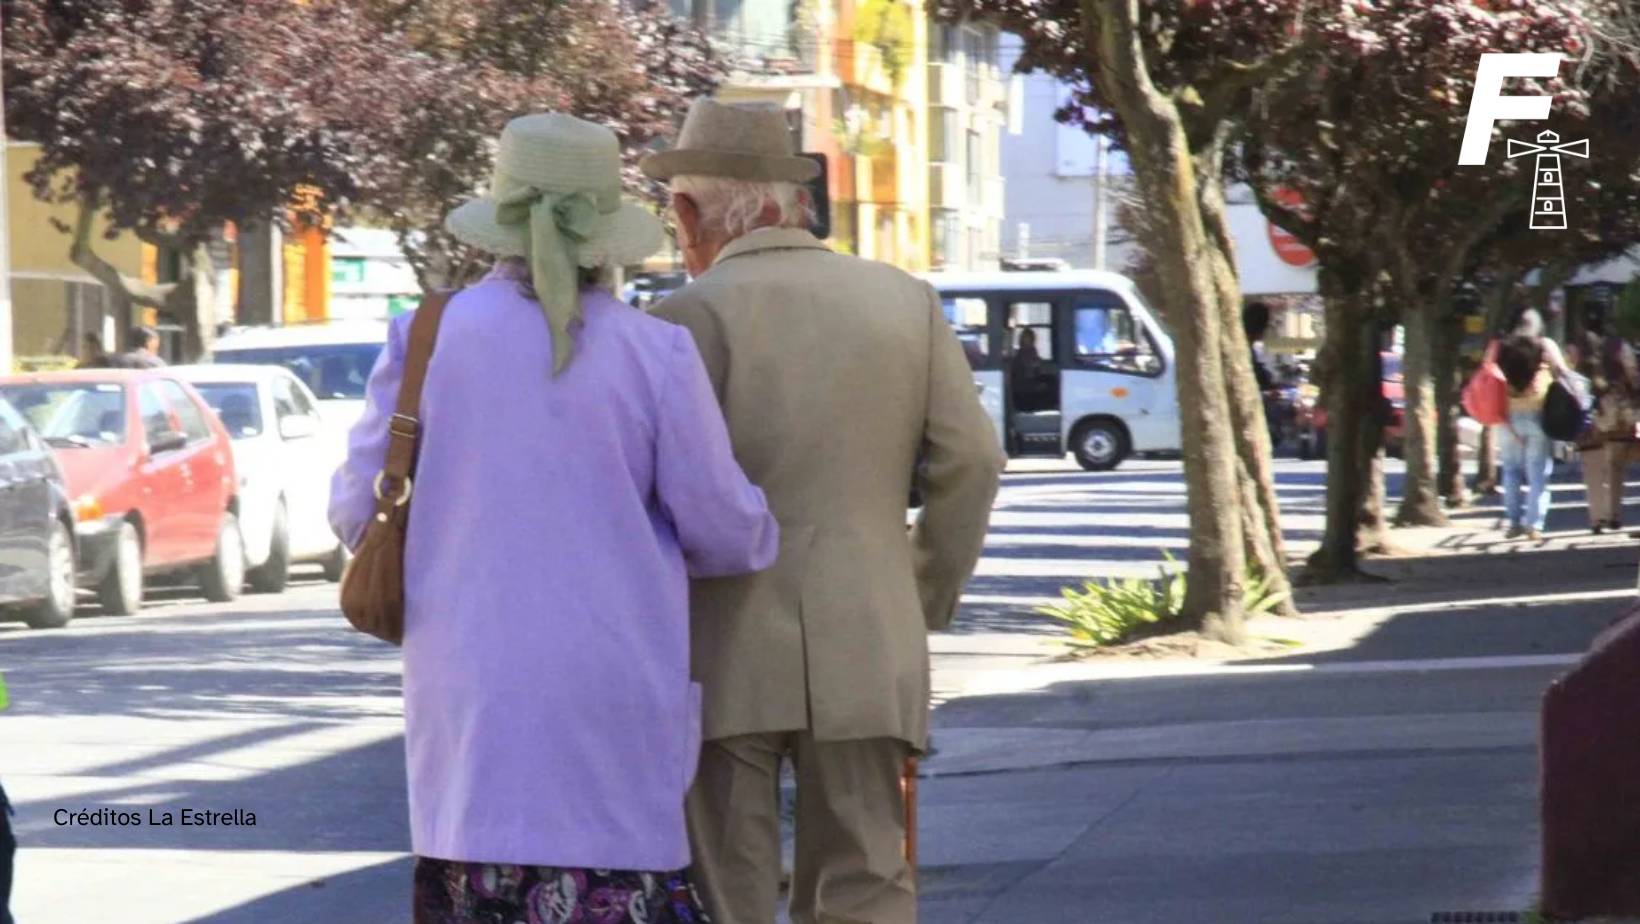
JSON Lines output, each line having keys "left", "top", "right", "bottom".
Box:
{"left": 330, "top": 113, "right": 779, "bottom": 924}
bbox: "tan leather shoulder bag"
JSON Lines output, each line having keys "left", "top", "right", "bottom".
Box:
{"left": 340, "top": 291, "right": 453, "bottom": 645}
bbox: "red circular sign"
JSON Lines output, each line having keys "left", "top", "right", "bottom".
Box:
{"left": 1266, "top": 187, "right": 1317, "bottom": 268}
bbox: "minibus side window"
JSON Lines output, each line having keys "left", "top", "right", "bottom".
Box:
{"left": 941, "top": 296, "right": 993, "bottom": 369}
{"left": 1073, "top": 302, "right": 1162, "bottom": 377}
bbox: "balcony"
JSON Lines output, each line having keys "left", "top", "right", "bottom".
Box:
{"left": 929, "top": 162, "right": 962, "bottom": 209}
{"left": 927, "top": 62, "right": 963, "bottom": 108}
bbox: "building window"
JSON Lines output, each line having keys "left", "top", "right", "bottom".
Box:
{"left": 965, "top": 130, "right": 981, "bottom": 206}
{"left": 933, "top": 24, "right": 955, "bottom": 63}
{"left": 930, "top": 109, "right": 958, "bottom": 162}
{"left": 964, "top": 27, "right": 984, "bottom": 102}
{"left": 932, "top": 209, "right": 961, "bottom": 268}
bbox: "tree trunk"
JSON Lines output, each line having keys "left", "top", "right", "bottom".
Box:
{"left": 237, "top": 220, "right": 280, "bottom": 327}
{"left": 1308, "top": 284, "right": 1378, "bottom": 581}
{"left": 1433, "top": 305, "right": 1467, "bottom": 505}
{"left": 68, "top": 194, "right": 136, "bottom": 349}
{"left": 1358, "top": 338, "right": 1392, "bottom": 553}
{"left": 170, "top": 244, "right": 218, "bottom": 362}
{"left": 1198, "top": 153, "right": 1296, "bottom": 616}
{"left": 1087, "top": 0, "right": 1246, "bottom": 642}
{"left": 1395, "top": 301, "right": 1447, "bottom": 526}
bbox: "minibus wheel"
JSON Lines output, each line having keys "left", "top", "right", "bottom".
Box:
{"left": 1072, "top": 418, "right": 1128, "bottom": 471}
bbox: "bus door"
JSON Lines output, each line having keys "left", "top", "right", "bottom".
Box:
{"left": 1002, "top": 296, "right": 1064, "bottom": 456}
{"left": 940, "top": 294, "right": 1005, "bottom": 450}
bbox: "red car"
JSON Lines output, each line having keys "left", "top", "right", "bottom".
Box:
{"left": 0, "top": 370, "right": 243, "bottom": 614}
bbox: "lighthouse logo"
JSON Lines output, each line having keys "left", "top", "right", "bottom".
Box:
{"left": 1458, "top": 52, "right": 1588, "bottom": 230}
{"left": 1507, "top": 130, "right": 1589, "bottom": 229}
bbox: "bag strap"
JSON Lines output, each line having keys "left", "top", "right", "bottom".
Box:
{"left": 380, "top": 291, "right": 454, "bottom": 497}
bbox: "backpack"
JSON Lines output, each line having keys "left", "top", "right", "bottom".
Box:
{"left": 1543, "top": 371, "right": 1595, "bottom": 442}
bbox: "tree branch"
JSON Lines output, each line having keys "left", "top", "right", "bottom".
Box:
{"left": 68, "top": 192, "right": 174, "bottom": 309}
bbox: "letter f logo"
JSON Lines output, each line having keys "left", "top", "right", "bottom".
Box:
{"left": 1459, "top": 53, "right": 1564, "bottom": 165}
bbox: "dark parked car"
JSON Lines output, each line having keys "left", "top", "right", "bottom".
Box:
{"left": 0, "top": 396, "right": 77, "bottom": 628}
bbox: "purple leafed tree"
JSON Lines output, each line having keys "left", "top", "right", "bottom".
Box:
{"left": 1, "top": 0, "right": 428, "bottom": 355}
{"left": 354, "top": 0, "right": 726, "bottom": 288}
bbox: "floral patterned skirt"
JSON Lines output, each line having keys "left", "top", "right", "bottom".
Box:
{"left": 412, "top": 856, "right": 713, "bottom": 924}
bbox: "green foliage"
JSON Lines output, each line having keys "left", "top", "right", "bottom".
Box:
{"left": 1039, "top": 553, "right": 1287, "bottom": 651}
{"left": 852, "top": 0, "right": 913, "bottom": 86}
{"left": 1241, "top": 564, "right": 1289, "bottom": 618}
{"left": 1037, "top": 574, "right": 1169, "bottom": 650}
{"left": 832, "top": 117, "right": 893, "bottom": 158}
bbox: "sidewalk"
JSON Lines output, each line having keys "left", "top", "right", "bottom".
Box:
{"left": 907, "top": 515, "right": 1636, "bottom": 923}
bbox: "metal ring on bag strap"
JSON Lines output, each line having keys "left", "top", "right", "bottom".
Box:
{"left": 373, "top": 472, "right": 413, "bottom": 507}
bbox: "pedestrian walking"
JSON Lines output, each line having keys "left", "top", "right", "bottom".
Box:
{"left": 1497, "top": 318, "right": 1563, "bottom": 540}
{"left": 119, "top": 326, "right": 165, "bottom": 368}
{"left": 644, "top": 99, "right": 1005, "bottom": 924}
{"left": 330, "top": 112, "right": 779, "bottom": 924}
{"left": 75, "top": 332, "right": 114, "bottom": 369}
{"left": 1570, "top": 315, "right": 1640, "bottom": 533}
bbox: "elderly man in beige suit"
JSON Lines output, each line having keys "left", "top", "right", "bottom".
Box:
{"left": 643, "top": 99, "right": 1004, "bottom": 924}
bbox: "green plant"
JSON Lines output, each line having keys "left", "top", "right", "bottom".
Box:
{"left": 1039, "top": 553, "right": 1287, "bottom": 651}
{"left": 1036, "top": 574, "right": 1169, "bottom": 650}
{"left": 832, "top": 116, "right": 893, "bottom": 158}
{"left": 852, "top": 0, "right": 912, "bottom": 86}
{"left": 1241, "top": 566, "right": 1289, "bottom": 617}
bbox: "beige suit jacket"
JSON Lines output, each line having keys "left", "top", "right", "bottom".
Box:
{"left": 655, "top": 229, "right": 1004, "bottom": 748}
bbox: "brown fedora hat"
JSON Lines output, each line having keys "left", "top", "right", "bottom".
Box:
{"left": 642, "top": 98, "right": 821, "bottom": 184}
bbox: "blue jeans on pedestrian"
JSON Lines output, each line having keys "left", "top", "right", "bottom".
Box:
{"left": 1500, "top": 411, "right": 1554, "bottom": 531}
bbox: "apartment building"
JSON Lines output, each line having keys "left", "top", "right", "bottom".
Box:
{"left": 658, "top": 0, "right": 1006, "bottom": 272}
{"left": 927, "top": 20, "right": 1008, "bottom": 271}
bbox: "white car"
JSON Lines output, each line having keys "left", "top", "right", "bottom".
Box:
{"left": 209, "top": 320, "right": 389, "bottom": 437}
{"left": 172, "top": 365, "right": 348, "bottom": 592}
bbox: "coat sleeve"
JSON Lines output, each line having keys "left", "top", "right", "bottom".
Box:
{"left": 911, "top": 282, "right": 1006, "bottom": 631}
{"left": 654, "top": 288, "right": 730, "bottom": 402}
{"left": 329, "top": 313, "right": 411, "bottom": 549}
{"left": 655, "top": 326, "right": 780, "bottom": 578}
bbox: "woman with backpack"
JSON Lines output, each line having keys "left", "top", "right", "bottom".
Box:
{"left": 1496, "top": 310, "right": 1569, "bottom": 540}
{"left": 1571, "top": 315, "right": 1640, "bottom": 533}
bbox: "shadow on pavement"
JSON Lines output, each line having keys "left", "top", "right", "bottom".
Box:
{"left": 180, "top": 855, "right": 411, "bottom": 923}
{"left": 0, "top": 608, "right": 400, "bottom": 720}
{"left": 10, "top": 733, "right": 409, "bottom": 852}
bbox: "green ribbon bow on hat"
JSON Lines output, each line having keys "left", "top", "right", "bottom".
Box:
{"left": 494, "top": 182, "right": 612, "bottom": 376}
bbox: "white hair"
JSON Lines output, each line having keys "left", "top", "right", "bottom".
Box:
{"left": 1514, "top": 308, "right": 1545, "bottom": 337}
{"left": 670, "top": 175, "right": 814, "bottom": 239}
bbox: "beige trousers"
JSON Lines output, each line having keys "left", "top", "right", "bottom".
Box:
{"left": 1584, "top": 442, "right": 1634, "bottom": 525}
{"left": 687, "top": 732, "right": 916, "bottom": 924}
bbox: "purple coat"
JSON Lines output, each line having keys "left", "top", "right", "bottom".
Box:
{"left": 330, "top": 273, "right": 778, "bottom": 871}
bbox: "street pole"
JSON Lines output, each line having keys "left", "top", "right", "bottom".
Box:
{"left": 0, "top": 22, "right": 15, "bottom": 371}
{"left": 1091, "top": 134, "right": 1108, "bottom": 272}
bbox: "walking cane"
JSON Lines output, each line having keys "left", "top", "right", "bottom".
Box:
{"left": 902, "top": 756, "right": 919, "bottom": 879}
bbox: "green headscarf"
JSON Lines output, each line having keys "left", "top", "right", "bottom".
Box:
{"left": 492, "top": 175, "right": 620, "bottom": 376}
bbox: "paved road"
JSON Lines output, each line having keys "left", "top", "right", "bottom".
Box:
{"left": 0, "top": 458, "right": 1631, "bottom": 922}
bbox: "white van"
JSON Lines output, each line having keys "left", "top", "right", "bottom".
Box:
{"left": 209, "top": 319, "right": 390, "bottom": 438}
{"left": 924, "top": 270, "right": 1180, "bottom": 470}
